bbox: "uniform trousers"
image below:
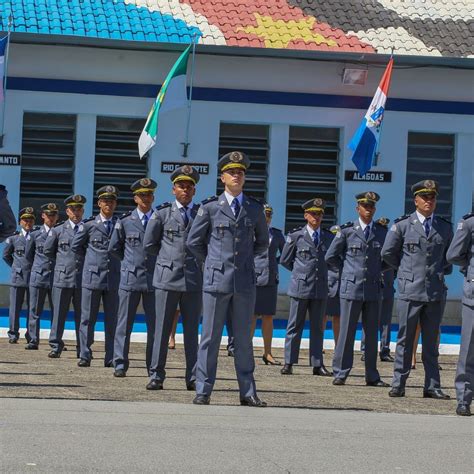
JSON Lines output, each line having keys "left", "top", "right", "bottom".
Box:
{"left": 49, "top": 287, "right": 81, "bottom": 355}
{"left": 284, "top": 297, "right": 327, "bottom": 367}
{"left": 455, "top": 303, "right": 474, "bottom": 407}
{"left": 333, "top": 298, "right": 381, "bottom": 383}
{"left": 196, "top": 290, "right": 256, "bottom": 399}
{"left": 8, "top": 286, "right": 30, "bottom": 342}
{"left": 360, "top": 296, "right": 394, "bottom": 357}
{"left": 149, "top": 289, "right": 201, "bottom": 384}
{"left": 392, "top": 299, "right": 443, "bottom": 390}
{"left": 113, "top": 289, "right": 156, "bottom": 373}
{"left": 28, "top": 286, "right": 53, "bottom": 345}
{"left": 79, "top": 288, "right": 118, "bottom": 365}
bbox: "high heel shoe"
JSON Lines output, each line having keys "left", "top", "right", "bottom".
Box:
{"left": 262, "top": 355, "right": 281, "bottom": 366}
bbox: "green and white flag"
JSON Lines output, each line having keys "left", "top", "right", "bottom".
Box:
{"left": 138, "top": 44, "right": 192, "bottom": 159}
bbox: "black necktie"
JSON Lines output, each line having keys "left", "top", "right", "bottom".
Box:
{"left": 424, "top": 217, "right": 431, "bottom": 237}
{"left": 105, "top": 220, "right": 112, "bottom": 236}
{"left": 364, "top": 225, "right": 370, "bottom": 241}
{"left": 232, "top": 198, "right": 241, "bottom": 218}
{"left": 313, "top": 231, "right": 319, "bottom": 246}
{"left": 74, "top": 224, "right": 79, "bottom": 234}
{"left": 180, "top": 206, "right": 189, "bottom": 226}
{"left": 143, "top": 214, "right": 149, "bottom": 230}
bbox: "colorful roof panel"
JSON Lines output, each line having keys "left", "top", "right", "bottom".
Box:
{"left": 0, "top": 0, "right": 472, "bottom": 57}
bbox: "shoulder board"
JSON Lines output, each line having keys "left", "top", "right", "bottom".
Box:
{"left": 82, "top": 217, "right": 95, "bottom": 224}
{"left": 438, "top": 216, "right": 452, "bottom": 225}
{"left": 462, "top": 213, "right": 474, "bottom": 220}
{"left": 288, "top": 225, "right": 304, "bottom": 234}
{"left": 248, "top": 195, "right": 263, "bottom": 205}
{"left": 340, "top": 221, "right": 353, "bottom": 229}
{"left": 32, "top": 225, "right": 41, "bottom": 232}
{"left": 155, "top": 202, "right": 171, "bottom": 211}
{"left": 201, "top": 196, "right": 218, "bottom": 205}
{"left": 13, "top": 230, "right": 20, "bottom": 236}
{"left": 394, "top": 215, "right": 410, "bottom": 223}
{"left": 54, "top": 220, "right": 65, "bottom": 228}
{"left": 119, "top": 211, "right": 132, "bottom": 220}
{"left": 322, "top": 227, "right": 333, "bottom": 234}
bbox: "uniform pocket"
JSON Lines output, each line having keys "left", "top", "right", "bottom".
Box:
{"left": 126, "top": 232, "right": 141, "bottom": 247}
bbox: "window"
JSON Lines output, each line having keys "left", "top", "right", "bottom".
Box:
{"left": 94, "top": 117, "right": 147, "bottom": 215}
{"left": 405, "top": 132, "right": 455, "bottom": 221}
{"left": 285, "top": 126, "right": 340, "bottom": 232}
{"left": 217, "top": 123, "right": 269, "bottom": 202}
{"left": 20, "top": 113, "right": 76, "bottom": 215}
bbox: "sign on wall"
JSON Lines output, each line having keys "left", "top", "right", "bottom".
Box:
{"left": 344, "top": 170, "right": 392, "bottom": 182}
{"left": 161, "top": 162, "right": 209, "bottom": 175}
{"left": 0, "top": 155, "right": 21, "bottom": 166}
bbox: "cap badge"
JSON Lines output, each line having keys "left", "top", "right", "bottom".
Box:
{"left": 230, "top": 152, "right": 243, "bottom": 163}
{"left": 73, "top": 195, "right": 82, "bottom": 203}
{"left": 182, "top": 165, "right": 193, "bottom": 175}
{"left": 313, "top": 198, "right": 323, "bottom": 206}
{"left": 140, "top": 178, "right": 151, "bottom": 187}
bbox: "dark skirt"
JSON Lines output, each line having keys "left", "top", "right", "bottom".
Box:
{"left": 254, "top": 285, "right": 278, "bottom": 315}
{"left": 325, "top": 296, "right": 340, "bottom": 317}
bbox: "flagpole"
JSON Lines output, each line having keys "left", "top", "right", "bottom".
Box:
{"left": 0, "top": 15, "right": 12, "bottom": 148}
{"left": 181, "top": 34, "right": 198, "bottom": 158}
{"left": 372, "top": 49, "right": 394, "bottom": 166}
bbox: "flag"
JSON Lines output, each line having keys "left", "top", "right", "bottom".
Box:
{"left": 348, "top": 58, "right": 394, "bottom": 176}
{"left": 138, "top": 44, "right": 192, "bottom": 158}
{"left": 0, "top": 35, "right": 8, "bottom": 102}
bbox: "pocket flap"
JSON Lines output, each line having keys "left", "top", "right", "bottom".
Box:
{"left": 88, "top": 265, "right": 99, "bottom": 273}
{"left": 157, "top": 260, "right": 173, "bottom": 269}
{"left": 126, "top": 264, "right": 136, "bottom": 272}
{"left": 244, "top": 218, "right": 253, "bottom": 227}
{"left": 402, "top": 271, "right": 414, "bottom": 281}
{"left": 55, "top": 264, "right": 65, "bottom": 272}
{"left": 342, "top": 273, "right": 356, "bottom": 282}
{"left": 13, "top": 267, "right": 23, "bottom": 274}
{"left": 210, "top": 261, "right": 224, "bottom": 271}
{"left": 405, "top": 238, "right": 419, "bottom": 245}
{"left": 215, "top": 220, "right": 230, "bottom": 228}
{"left": 127, "top": 232, "right": 140, "bottom": 239}
{"left": 350, "top": 243, "right": 362, "bottom": 249}
{"left": 295, "top": 273, "right": 307, "bottom": 280}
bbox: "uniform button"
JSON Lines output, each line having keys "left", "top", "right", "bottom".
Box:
{"left": 365, "top": 256, "right": 368, "bottom": 260}
{"left": 235, "top": 252, "right": 238, "bottom": 255}
{"left": 426, "top": 253, "right": 431, "bottom": 257}
{"left": 363, "top": 278, "right": 366, "bottom": 282}
{"left": 235, "top": 266, "right": 239, "bottom": 270}
{"left": 183, "top": 264, "right": 187, "bottom": 268}
{"left": 235, "top": 238, "right": 240, "bottom": 242}
{"left": 316, "top": 277, "right": 318, "bottom": 281}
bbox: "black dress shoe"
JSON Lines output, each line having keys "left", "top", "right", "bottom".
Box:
{"left": 186, "top": 381, "right": 196, "bottom": 391}
{"left": 367, "top": 379, "right": 390, "bottom": 387}
{"left": 456, "top": 404, "right": 471, "bottom": 416}
{"left": 313, "top": 365, "right": 332, "bottom": 376}
{"left": 262, "top": 355, "right": 281, "bottom": 366}
{"left": 193, "top": 394, "right": 210, "bottom": 405}
{"left": 360, "top": 353, "right": 365, "bottom": 361}
{"left": 77, "top": 359, "right": 91, "bottom": 367}
{"left": 104, "top": 361, "right": 114, "bottom": 368}
{"left": 280, "top": 364, "right": 293, "bottom": 375}
{"left": 25, "top": 343, "right": 39, "bottom": 350}
{"left": 423, "top": 389, "right": 450, "bottom": 400}
{"left": 388, "top": 387, "right": 405, "bottom": 397}
{"left": 8, "top": 338, "right": 18, "bottom": 344}
{"left": 114, "top": 369, "right": 126, "bottom": 378}
{"left": 240, "top": 395, "right": 267, "bottom": 407}
{"left": 48, "top": 351, "right": 60, "bottom": 358}
{"left": 380, "top": 354, "right": 394, "bottom": 362}
{"left": 332, "top": 378, "right": 345, "bottom": 386}
{"left": 227, "top": 349, "right": 234, "bottom": 357}
{"left": 146, "top": 379, "right": 163, "bottom": 390}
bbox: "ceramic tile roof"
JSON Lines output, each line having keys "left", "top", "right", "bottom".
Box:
{"left": 0, "top": 0, "right": 472, "bottom": 57}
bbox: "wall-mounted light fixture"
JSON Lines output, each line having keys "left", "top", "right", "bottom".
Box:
{"left": 342, "top": 68, "right": 368, "bottom": 85}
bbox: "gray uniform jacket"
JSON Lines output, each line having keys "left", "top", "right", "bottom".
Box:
{"left": 0, "top": 187, "right": 16, "bottom": 243}
{"left": 71, "top": 215, "right": 120, "bottom": 291}
{"left": 109, "top": 209, "right": 156, "bottom": 292}
{"left": 446, "top": 213, "right": 474, "bottom": 306}
{"left": 187, "top": 193, "right": 268, "bottom": 294}
{"left": 28, "top": 225, "right": 55, "bottom": 289}
{"left": 325, "top": 221, "right": 388, "bottom": 301}
{"left": 255, "top": 227, "right": 285, "bottom": 287}
{"left": 381, "top": 212, "right": 453, "bottom": 302}
{"left": 328, "top": 266, "right": 341, "bottom": 298}
{"left": 44, "top": 221, "right": 85, "bottom": 289}
{"left": 281, "top": 226, "right": 334, "bottom": 299}
{"left": 2, "top": 231, "right": 33, "bottom": 287}
{"left": 144, "top": 201, "right": 202, "bottom": 292}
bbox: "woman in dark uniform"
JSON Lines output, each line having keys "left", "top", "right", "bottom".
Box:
{"left": 252, "top": 204, "right": 285, "bottom": 365}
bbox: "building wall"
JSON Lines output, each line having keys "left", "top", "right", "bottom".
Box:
{"left": 0, "top": 43, "right": 473, "bottom": 300}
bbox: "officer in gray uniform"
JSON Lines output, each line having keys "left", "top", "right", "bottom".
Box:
{"left": 447, "top": 212, "right": 474, "bottom": 416}
{"left": 26, "top": 203, "right": 59, "bottom": 349}
{"left": 2, "top": 207, "right": 35, "bottom": 343}
{"left": 0, "top": 184, "right": 16, "bottom": 242}
{"left": 280, "top": 198, "right": 334, "bottom": 376}
{"left": 187, "top": 151, "right": 269, "bottom": 407}
{"left": 325, "top": 191, "right": 389, "bottom": 387}
{"left": 382, "top": 180, "right": 453, "bottom": 399}
{"left": 360, "top": 217, "right": 395, "bottom": 362}
{"left": 73, "top": 186, "right": 121, "bottom": 368}
{"left": 144, "top": 166, "right": 202, "bottom": 391}
{"left": 44, "top": 195, "right": 87, "bottom": 358}
{"left": 110, "top": 178, "right": 157, "bottom": 377}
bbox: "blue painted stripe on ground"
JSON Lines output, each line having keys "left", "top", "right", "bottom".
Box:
{"left": 0, "top": 309, "right": 462, "bottom": 345}
{"left": 7, "top": 77, "right": 474, "bottom": 115}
